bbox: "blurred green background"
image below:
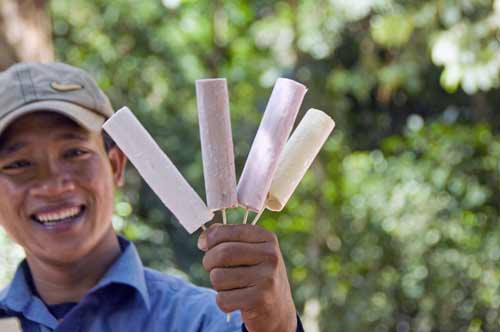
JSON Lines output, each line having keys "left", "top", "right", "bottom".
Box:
{"left": 1, "top": 0, "right": 500, "bottom": 331}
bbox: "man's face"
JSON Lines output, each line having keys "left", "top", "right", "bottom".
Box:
{"left": 0, "top": 112, "right": 126, "bottom": 265}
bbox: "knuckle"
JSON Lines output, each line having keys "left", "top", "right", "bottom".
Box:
{"left": 206, "top": 243, "right": 234, "bottom": 268}
{"left": 264, "top": 274, "right": 276, "bottom": 288}
{"left": 263, "top": 245, "right": 280, "bottom": 267}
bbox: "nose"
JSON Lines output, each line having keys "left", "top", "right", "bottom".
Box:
{"left": 29, "top": 165, "right": 76, "bottom": 197}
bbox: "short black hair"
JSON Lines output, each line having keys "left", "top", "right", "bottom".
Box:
{"left": 103, "top": 131, "right": 116, "bottom": 152}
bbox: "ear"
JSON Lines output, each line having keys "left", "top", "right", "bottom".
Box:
{"left": 107, "top": 146, "right": 127, "bottom": 187}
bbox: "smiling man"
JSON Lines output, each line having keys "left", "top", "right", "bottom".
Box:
{"left": 0, "top": 62, "right": 303, "bottom": 332}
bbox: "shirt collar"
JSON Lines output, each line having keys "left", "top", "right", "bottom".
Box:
{"left": 0, "top": 235, "right": 150, "bottom": 313}
{"left": 0, "top": 260, "right": 34, "bottom": 313}
{"left": 89, "top": 235, "right": 151, "bottom": 310}
{"left": 0, "top": 260, "right": 58, "bottom": 328}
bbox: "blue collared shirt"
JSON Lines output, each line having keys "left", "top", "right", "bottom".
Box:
{"left": 0, "top": 236, "right": 304, "bottom": 332}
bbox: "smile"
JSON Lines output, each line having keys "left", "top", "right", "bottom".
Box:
{"left": 31, "top": 205, "right": 86, "bottom": 226}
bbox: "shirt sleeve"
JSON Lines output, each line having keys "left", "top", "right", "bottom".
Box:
{"left": 241, "top": 314, "right": 305, "bottom": 332}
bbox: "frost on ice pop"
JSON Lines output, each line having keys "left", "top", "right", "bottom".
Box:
{"left": 195, "top": 78, "right": 238, "bottom": 211}
{"left": 266, "top": 108, "right": 335, "bottom": 211}
{"left": 103, "top": 107, "right": 213, "bottom": 234}
{"left": 237, "top": 78, "right": 307, "bottom": 212}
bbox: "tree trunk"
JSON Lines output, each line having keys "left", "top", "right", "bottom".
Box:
{"left": 0, "top": 0, "right": 54, "bottom": 70}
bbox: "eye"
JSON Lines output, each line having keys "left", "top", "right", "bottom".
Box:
{"left": 64, "top": 148, "right": 89, "bottom": 159}
{"left": 2, "top": 160, "right": 31, "bottom": 170}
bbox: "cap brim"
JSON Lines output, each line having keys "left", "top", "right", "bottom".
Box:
{"left": 0, "top": 100, "right": 106, "bottom": 136}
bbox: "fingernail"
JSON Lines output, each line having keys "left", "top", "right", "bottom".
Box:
{"left": 198, "top": 232, "right": 208, "bottom": 251}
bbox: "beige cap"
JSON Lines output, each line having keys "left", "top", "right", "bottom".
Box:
{"left": 0, "top": 62, "right": 114, "bottom": 136}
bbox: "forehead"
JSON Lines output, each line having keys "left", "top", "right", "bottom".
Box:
{"left": 0, "top": 112, "right": 88, "bottom": 150}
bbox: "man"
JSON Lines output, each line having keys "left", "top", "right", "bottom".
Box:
{"left": 0, "top": 62, "right": 303, "bottom": 331}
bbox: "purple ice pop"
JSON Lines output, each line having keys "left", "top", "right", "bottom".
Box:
{"left": 237, "top": 78, "right": 307, "bottom": 212}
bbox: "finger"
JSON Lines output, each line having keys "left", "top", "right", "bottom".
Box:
{"left": 210, "top": 266, "right": 265, "bottom": 291}
{"left": 202, "top": 242, "right": 275, "bottom": 271}
{"left": 205, "top": 224, "right": 276, "bottom": 250}
{"left": 197, "top": 223, "right": 222, "bottom": 251}
{"left": 216, "top": 285, "right": 278, "bottom": 314}
{"left": 215, "top": 286, "right": 261, "bottom": 314}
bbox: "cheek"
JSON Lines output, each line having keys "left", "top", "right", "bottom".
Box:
{"left": 0, "top": 177, "right": 25, "bottom": 214}
{"left": 0, "top": 178, "right": 28, "bottom": 240}
{"left": 72, "top": 156, "right": 115, "bottom": 215}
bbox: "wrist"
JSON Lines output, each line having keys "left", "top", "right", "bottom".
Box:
{"left": 269, "top": 310, "right": 298, "bottom": 332}
{"left": 243, "top": 311, "right": 298, "bottom": 332}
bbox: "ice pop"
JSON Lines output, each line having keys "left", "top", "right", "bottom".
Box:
{"left": 0, "top": 318, "right": 21, "bottom": 332}
{"left": 103, "top": 107, "right": 214, "bottom": 234}
{"left": 237, "top": 78, "right": 307, "bottom": 212}
{"left": 266, "top": 108, "right": 335, "bottom": 211}
{"left": 195, "top": 79, "right": 238, "bottom": 219}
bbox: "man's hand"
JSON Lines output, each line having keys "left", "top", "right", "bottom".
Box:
{"left": 198, "top": 224, "right": 297, "bottom": 332}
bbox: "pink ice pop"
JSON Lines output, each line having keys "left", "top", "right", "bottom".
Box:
{"left": 237, "top": 78, "right": 307, "bottom": 212}
{"left": 196, "top": 78, "right": 238, "bottom": 211}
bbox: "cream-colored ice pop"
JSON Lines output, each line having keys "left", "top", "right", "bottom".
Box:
{"left": 250, "top": 109, "right": 335, "bottom": 225}
{"left": 237, "top": 78, "right": 307, "bottom": 213}
{"left": 196, "top": 79, "right": 238, "bottom": 220}
{"left": 103, "top": 107, "right": 214, "bottom": 234}
{"left": 266, "top": 108, "right": 335, "bottom": 211}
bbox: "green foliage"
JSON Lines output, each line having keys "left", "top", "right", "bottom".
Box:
{"left": 1, "top": 0, "right": 500, "bottom": 331}
{"left": 48, "top": 0, "right": 500, "bottom": 331}
{"left": 258, "top": 118, "right": 500, "bottom": 331}
{"left": 371, "top": 13, "right": 414, "bottom": 47}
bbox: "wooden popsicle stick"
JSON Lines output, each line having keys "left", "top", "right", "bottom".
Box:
{"left": 251, "top": 209, "right": 264, "bottom": 225}
{"left": 201, "top": 225, "right": 207, "bottom": 231}
{"left": 242, "top": 208, "right": 249, "bottom": 224}
{"left": 222, "top": 209, "right": 227, "bottom": 225}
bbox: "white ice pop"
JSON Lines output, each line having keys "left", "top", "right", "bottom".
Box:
{"left": 266, "top": 108, "right": 335, "bottom": 211}
{"left": 103, "top": 107, "right": 214, "bottom": 234}
{"left": 196, "top": 79, "right": 238, "bottom": 213}
{"left": 237, "top": 78, "right": 307, "bottom": 212}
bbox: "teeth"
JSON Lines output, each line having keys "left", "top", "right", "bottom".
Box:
{"left": 35, "top": 207, "right": 81, "bottom": 223}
